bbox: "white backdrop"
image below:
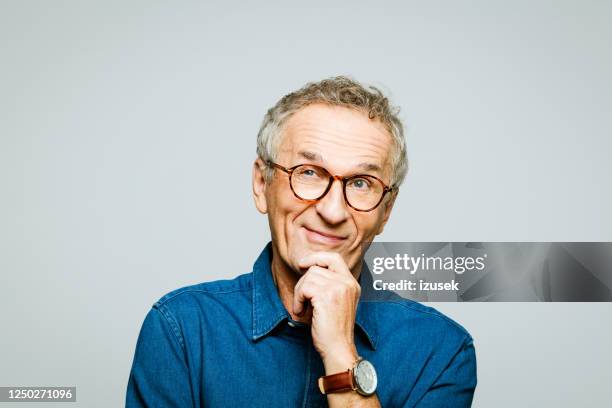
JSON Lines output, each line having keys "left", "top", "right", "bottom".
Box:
{"left": 1, "top": 1, "right": 611, "bottom": 406}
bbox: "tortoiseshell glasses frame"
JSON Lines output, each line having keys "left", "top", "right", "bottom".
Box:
{"left": 266, "top": 160, "right": 395, "bottom": 212}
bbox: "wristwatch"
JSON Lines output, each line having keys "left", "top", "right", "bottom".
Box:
{"left": 318, "top": 357, "right": 377, "bottom": 396}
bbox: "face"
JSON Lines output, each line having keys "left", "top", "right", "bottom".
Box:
{"left": 253, "top": 104, "right": 398, "bottom": 276}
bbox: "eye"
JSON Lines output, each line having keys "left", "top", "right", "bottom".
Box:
{"left": 294, "top": 165, "right": 327, "bottom": 182}
{"left": 348, "top": 177, "right": 372, "bottom": 190}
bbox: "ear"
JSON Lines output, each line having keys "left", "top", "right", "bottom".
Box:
{"left": 252, "top": 158, "right": 268, "bottom": 214}
{"left": 375, "top": 189, "right": 398, "bottom": 235}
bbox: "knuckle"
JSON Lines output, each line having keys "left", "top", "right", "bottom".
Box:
{"left": 346, "top": 279, "right": 361, "bottom": 295}
{"left": 333, "top": 282, "right": 351, "bottom": 297}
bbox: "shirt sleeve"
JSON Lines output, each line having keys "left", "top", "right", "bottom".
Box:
{"left": 126, "top": 306, "right": 195, "bottom": 408}
{"left": 413, "top": 336, "right": 477, "bottom": 408}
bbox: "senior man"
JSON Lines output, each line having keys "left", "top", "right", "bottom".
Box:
{"left": 126, "top": 76, "right": 477, "bottom": 407}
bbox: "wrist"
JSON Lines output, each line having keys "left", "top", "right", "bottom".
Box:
{"left": 322, "top": 344, "right": 359, "bottom": 375}
{"left": 319, "top": 355, "right": 379, "bottom": 398}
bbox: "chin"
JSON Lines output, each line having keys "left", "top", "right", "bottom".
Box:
{"left": 293, "top": 237, "right": 357, "bottom": 268}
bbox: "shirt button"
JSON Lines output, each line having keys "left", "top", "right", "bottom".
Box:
{"left": 287, "top": 320, "right": 296, "bottom": 328}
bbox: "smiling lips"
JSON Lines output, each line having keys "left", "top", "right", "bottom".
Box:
{"left": 303, "top": 226, "right": 347, "bottom": 246}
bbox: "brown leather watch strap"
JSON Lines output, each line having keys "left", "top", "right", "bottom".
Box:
{"left": 318, "top": 369, "right": 355, "bottom": 394}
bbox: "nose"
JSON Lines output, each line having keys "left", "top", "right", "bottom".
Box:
{"left": 314, "top": 178, "right": 350, "bottom": 225}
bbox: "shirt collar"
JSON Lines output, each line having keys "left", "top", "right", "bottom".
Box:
{"left": 251, "top": 242, "right": 289, "bottom": 341}
{"left": 251, "top": 242, "right": 379, "bottom": 350}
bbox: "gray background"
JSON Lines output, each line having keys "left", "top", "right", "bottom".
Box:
{"left": 1, "top": 1, "right": 611, "bottom": 406}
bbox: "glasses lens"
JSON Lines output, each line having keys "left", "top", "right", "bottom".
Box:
{"left": 345, "top": 175, "right": 385, "bottom": 211}
{"left": 291, "top": 164, "right": 330, "bottom": 200}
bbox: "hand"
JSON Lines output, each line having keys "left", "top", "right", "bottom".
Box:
{"left": 294, "top": 251, "right": 361, "bottom": 373}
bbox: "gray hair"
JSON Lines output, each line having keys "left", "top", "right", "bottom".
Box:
{"left": 256, "top": 76, "right": 408, "bottom": 188}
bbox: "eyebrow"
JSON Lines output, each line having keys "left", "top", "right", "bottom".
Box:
{"left": 298, "top": 150, "right": 382, "bottom": 173}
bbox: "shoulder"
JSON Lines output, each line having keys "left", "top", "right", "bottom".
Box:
{"left": 136, "top": 273, "right": 254, "bottom": 352}
{"left": 370, "top": 296, "right": 473, "bottom": 345}
{"left": 151, "top": 272, "right": 253, "bottom": 319}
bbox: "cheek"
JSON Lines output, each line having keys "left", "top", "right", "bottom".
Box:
{"left": 266, "top": 184, "right": 304, "bottom": 234}
{"left": 354, "top": 212, "right": 385, "bottom": 239}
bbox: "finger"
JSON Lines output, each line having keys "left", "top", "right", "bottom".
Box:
{"left": 293, "top": 273, "right": 314, "bottom": 316}
{"left": 298, "top": 252, "right": 351, "bottom": 276}
{"left": 292, "top": 267, "right": 332, "bottom": 315}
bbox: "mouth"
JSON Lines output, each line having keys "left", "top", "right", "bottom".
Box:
{"left": 302, "top": 226, "right": 347, "bottom": 246}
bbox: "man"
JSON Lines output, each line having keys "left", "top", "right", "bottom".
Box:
{"left": 126, "top": 76, "right": 477, "bottom": 407}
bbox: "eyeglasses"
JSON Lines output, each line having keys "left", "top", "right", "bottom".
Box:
{"left": 266, "top": 161, "right": 395, "bottom": 212}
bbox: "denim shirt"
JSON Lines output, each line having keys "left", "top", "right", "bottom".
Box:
{"left": 126, "top": 243, "right": 476, "bottom": 407}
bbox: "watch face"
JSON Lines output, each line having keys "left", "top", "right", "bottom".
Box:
{"left": 354, "top": 359, "right": 377, "bottom": 396}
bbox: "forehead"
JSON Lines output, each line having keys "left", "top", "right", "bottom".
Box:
{"left": 277, "top": 104, "right": 393, "bottom": 177}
